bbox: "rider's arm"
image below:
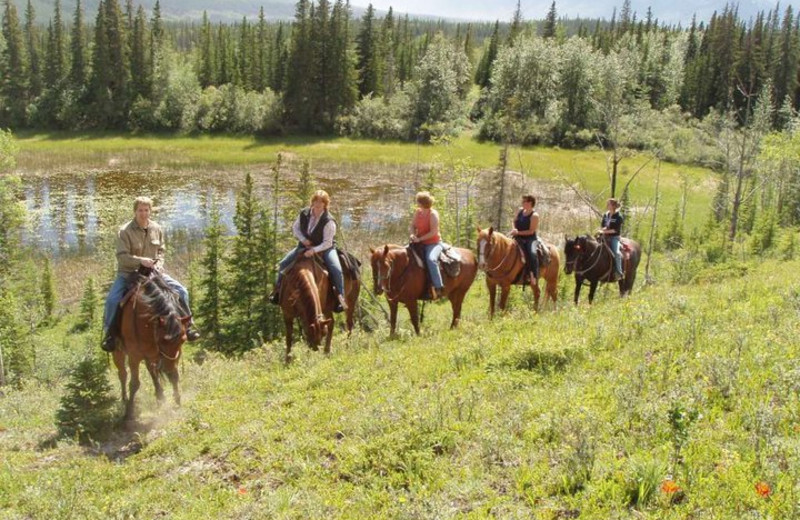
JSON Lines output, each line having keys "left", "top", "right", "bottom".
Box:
{"left": 311, "top": 220, "right": 336, "bottom": 253}
{"left": 292, "top": 215, "right": 306, "bottom": 243}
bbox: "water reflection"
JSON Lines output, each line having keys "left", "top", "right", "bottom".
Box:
{"left": 19, "top": 168, "right": 422, "bottom": 257}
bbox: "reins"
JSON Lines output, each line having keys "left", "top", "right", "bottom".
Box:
{"left": 482, "top": 236, "right": 521, "bottom": 280}
{"left": 574, "top": 238, "right": 614, "bottom": 280}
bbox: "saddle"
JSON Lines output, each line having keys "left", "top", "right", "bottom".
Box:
{"left": 408, "top": 243, "right": 462, "bottom": 278}
{"left": 337, "top": 248, "right": 361, "bottom": 280}
{"left": 513, "top": 240, "right": 551, "bottom": 284}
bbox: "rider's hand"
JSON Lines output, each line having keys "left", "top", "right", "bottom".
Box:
{"left": 510, "top": 229, "right": 518, "bottom": 237}
{"left": 410, "top": 235, "right": 418, "bottom": 243}
{"left": 302, "top": 239, "right": 312, "bottom": 247}
{"left": 303, "top": 248, "right": 315, "bottom": 258}
{"left": 141, "top": 258, "right": 155, "bottom": 269}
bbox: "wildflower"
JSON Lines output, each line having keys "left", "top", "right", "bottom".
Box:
{"left": 661, "top": 479, "right": 681, "bottom": 494}
{"left": 755, "top": 481, "right": 771, "bottom": 498}
{"left": 237, "top": 487, "right": 247, "bottom": 495}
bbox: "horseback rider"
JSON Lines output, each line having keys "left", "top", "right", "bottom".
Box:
{"left": 409, "top": 191, "right": 445, "bottom": 300}
{"left": 599, "top": 198, "right": 624, "bottom": 281}
{"left": 269, "top": 190, "right": 347, "bottom": 313}
{"left": 101, "top": 196, "right": 200, "bottom": 352}
{"left": 510, "top": 194, "right": 540, "bottom": 286}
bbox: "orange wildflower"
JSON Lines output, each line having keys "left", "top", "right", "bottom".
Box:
{"left": 237, "top": 487, "right": 247, "bottom": 495}
{"left": 755, "top": 481, "right": 771, "bottom": 498}
{"left": 661, "top": 479, "right": 681, "bottom": 494}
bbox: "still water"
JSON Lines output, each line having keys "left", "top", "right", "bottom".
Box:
{"left": 19, "top": 165, "right": 430, "bottom": 257}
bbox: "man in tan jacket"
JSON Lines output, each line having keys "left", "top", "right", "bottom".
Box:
{"left": 101, "top": 196, "right": 200, "bottom": 351}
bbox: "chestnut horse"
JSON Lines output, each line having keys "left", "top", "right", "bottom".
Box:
{"left": 564, "top": 234, "right": 641, "bottom": 304}
{"left": 279, "top": 256, "right": 360, "bottom": 363}
{"left": 113, "top": 272, "right": 191, "bottom": 420}
{"left": 476, "top": 227, "right": 560, "bottom": 317}
{"left": 370, "top": 244, "right": 477, "bottom": 335}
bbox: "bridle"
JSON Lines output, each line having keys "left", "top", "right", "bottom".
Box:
{"left": 378, "top": 254, "right": 411, "bottom": 301}
{"left": 568, "top": 238, "right": 613, "bottom": 279}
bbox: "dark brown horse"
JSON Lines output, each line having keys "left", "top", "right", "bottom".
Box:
{"left": 476, "top": 227, "right": 560, "bottom": 317}
{"left": 370, "top": 244, "right": 477, "bottom": 335}
{"left": 564, "top": 234, "right": 641, "bottom": 304}
{"left": 113, "top": 273, "right": 191, "bottom": 419}
{"left": 279, "top": 256, "right": 360, "bottom": 363}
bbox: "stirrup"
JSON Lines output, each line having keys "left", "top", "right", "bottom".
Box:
{"left": 101, "top": 334, "right": 116, "bottom": 352}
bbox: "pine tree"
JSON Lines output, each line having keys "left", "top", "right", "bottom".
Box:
{"left": 775, "top": 6, "right": 798, "bottom": 111}
{"left": 542, "top": 1, "right": 557, "bottom": 39}
{"left": 69, "top": 0, "right": 86, "bottom": 90}
{"left": 44, "top": 0, "right": 65, "bottom": 90}
{"left": 198, "top": 199, "right": 224, "bottom": 350}
{"left": 74, "top": 276, "right": 98, "bottom": 331}
{"left": 1, "top": 0, "right": 29, "bottom": 127}
{"left": 224, "top": 173, "right": 262, "bottom": 353}
{"left": 88, "top": 0, "right": 112, "bottom": 126}
{"left": 198, "top": 11, "right": 214, "bottom": 87}
{"left": 475, "top": 21, "right": 499, "bottom": 88}
{"left": 55, "top": 350, "right": 116, "bottom": 443}
{"left": 104, "top": 0, "right": 130, "bottom": 126}
{"left": 129, "top": 5, "right": 150, "bottom": 100}
{"left": 255, "top": 7, "right": 269, "bottom": 91}
{"left": 508, "top": 0, "right": 523, "bottom": 44}
{"left": 285, "top": 0, "right": 314, "bottom": 129}
{"left": 356, "top": 4, "right": 380, "bottom": 97}
{"left": 380, "top": 7, "right": 397, "bottom": 97}
{"left": 24, "top": 0, "right": 41, "bottom": 98}
{"left": 40, "top": 256, "right": 56, "bottom": 323}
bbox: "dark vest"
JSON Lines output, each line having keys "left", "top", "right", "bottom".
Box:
{"left": 514, "top": 209, "right": 538, "bottom": 242}
{"left": 298, "top": 208, "right": 336, "bottom": 249}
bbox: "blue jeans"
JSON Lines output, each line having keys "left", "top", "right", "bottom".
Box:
{"left": 423, "top": 242, "right": 444, "bottom": 289}
{"left": 608, "top": 236, "right": 622, "bottom": 275}
{"left": 276, "top": 245, "right": 345, "bottom": 296}
{"left": 103, "top": 273, "right": 190, "bottom": 332}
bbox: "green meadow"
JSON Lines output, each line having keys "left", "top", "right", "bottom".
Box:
{"left": 1, "top": 257, "right": 798, "bottom": 518}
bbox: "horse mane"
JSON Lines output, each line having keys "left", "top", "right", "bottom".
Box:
{"left": 138, "top": 275, "right": 184, "bottom": 339}
{"left": 284, "top": 260, "right": 324, "bottom": 324}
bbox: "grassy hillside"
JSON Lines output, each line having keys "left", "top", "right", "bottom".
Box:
{"left": 2, "top": 258, "right": 798, "bottom": 518}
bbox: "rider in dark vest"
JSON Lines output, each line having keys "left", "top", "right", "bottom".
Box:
{"left": 511, "top": 194, "right": 540, "bottom": 284}
{"left": 270, "top": 190, "right": 347, "bottom": 312}
{"left": 599, "top": 197, "right": 624, "bottom": 280}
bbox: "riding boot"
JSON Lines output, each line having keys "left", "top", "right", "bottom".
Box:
{"left": 176, "top": 298, "right": 202, "bottom": 341}
{"left": 269, "top": 284, "right": 281, "bottom": 305}
{"left": 101, "top": 330, "right": 117, "bottom": 352}
{"left": 334, "top": 293, "right": 347, "bottom": 313}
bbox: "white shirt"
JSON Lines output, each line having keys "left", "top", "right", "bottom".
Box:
{"left": 292, "top": 213, "right": 336, "bottom": 253}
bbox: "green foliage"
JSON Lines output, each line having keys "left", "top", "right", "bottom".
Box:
{"left": 72, "top": 277, "right": 97, "bottom": 332}
{"left": 39, "top": 256, "right": 56, "bottom": 323}
{"left": 54, "top": 349, "right": 116, "bottom": 443}
{"left": 662, "top": 203, "right": 684, "bottom": 250}
{"left": 0, "top": 127, "right": 19, "bottom": 171}
{"left": 624, "top": 456, "right": 667, "bottom": 507}
{"left": 749, "top": 208, "right": 778, "bottom": 254}
{"left": 0, "top": 286, "right": 30, "bottom": 385}
{"left": 198, "top": 199, "right": 224, "bottom": 350}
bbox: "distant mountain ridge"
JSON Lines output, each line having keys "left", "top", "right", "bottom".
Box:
{"left": 13, "top": 0, "right": 789, "bottom": 25}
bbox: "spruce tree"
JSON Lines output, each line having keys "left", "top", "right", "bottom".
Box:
{"left": 543, "top": 1, "right": 557, "bottom": 39}
{"left": 198, "top": 199, "right": 224, "bottom": 350}
{"left": 69, "top": 0, "right": 86, "bottom": 90}
{"left": 88, "top": 0, "right": 112, "bottom": 127}
{"left": 40, "top": 256, "right": 56, "bottom": 323}
{"left": 356, "top": 4, "right": 380, "bottom": 97}
{"left": 129, "top": 6, "right": 150, "bottom": 101}
{"left": 285, "top": 0, "right": 313, "bottom": 129}
{"left": 24, "top": 0, "right": 41, "bottom": 99}
{"left": 1, "top": 0, "right": 29, "bottom": 127}
{"left": 55, "top": 350, "right": 116, "bottom": 443}
{"left": 74, "top": 276, "right": 98, "bottom": 331}
{"left": 44, "top": 0, "right": 65, "bottom": 90}
{"left": 198, "top": 11, "right": 214, "bottom": 87}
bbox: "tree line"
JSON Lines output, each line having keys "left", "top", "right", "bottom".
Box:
{"left": 1, "top": 0, "right": 798, "bottom": 138}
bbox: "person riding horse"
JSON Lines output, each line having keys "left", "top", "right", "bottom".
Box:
{"left": 270, "top": 190, "right": 347, "bottom": 313}
{"left": 510, "top": 194, "right": 541, "bottom": 286}
{"left": 599, "top": 198, "right": 624, "bottom": 281}
{"left": 409, "top": 191, "right": 445, "bottom": 300}
{"left": 101, "top": 196, "right": 200, "bottom": 352}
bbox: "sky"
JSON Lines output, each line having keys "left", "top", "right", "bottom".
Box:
{"left": 358, "top": 0, "right": 793, "bottom": 25}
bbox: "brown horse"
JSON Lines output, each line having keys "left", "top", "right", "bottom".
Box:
{"left": 370, "top": 244, "right": 477, "bottom": 335}
{"left": 563, "top": 234, "right": 641, "bottom": 304}
{"left": 279, "top": 256, "right": 360, "bottom": 363}
{"left": 476, "top": 227, "right": 560, "bottom": 317}
{"left": 113, "top": 273, "right": 191, "bottom": 420}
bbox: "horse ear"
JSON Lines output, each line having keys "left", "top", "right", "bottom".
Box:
{"left": 383, "top": 245, "right": 389, "bottom": 255}
{"left": 488, "top": 226, "right": 494, "bottom": 237}
{"left": 369, "top": 246, "right": 375, "bottom": 254}
{"left": 180, "top": 316, "right": 192, "bottom": 324}
{"left": 159, "top": 316, "right": 166, "bottom": 325}
{"left": 476, "top": 226, "right": 482, "bottom": 233}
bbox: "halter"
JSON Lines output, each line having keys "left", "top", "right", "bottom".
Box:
{"left": 379, "top": 255, "right": 411, "bottom": 301}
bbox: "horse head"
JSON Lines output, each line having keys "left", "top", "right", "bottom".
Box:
{"left": 476, "top": 226, "right": 495, "bottom": 270}
{"left": 307, "top": 314, "right": 334, "bottom": 348}
{"left": 563, "top": 235, "right": 581, "bottom": 274}
{"left": 369, "top": 246, "right": 386, "bottom": 295}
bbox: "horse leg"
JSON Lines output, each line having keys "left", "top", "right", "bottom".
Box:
{"left": 389, "top": 301, "right": 399, "bottom": 337}
{"left": 530, "top": 274, "right": 541, "bottom": 312}
{"left": 126, "top": 358, "right": 141, "bottom": 419}
{"left": 113, "top": 350, "right": 128, "bottom": 402}
{"left": 165, "top": 368, "right": 181, "bottom": 407}
{"left": 324, "top": 313, "right": 334, "bottom": 355}
{"left": 449, "top": 290, "right": 465, "bottom": 329}
{"left": 284, "top": 316, "right": 294, "bottom": 363}
{"left": 546, "top": 275, "right": 558, "bottom": 310}
{"left": 588, "top": 280, "right": 599, "bottom": 304}
{"left": 146, "top": 361, "right": 165, "bottom": 405}
{"left": 573, "top": 276, "right": 582, "bottom": 305}
{"left": 407, "top": 300, "right": 421, "bottom": 335}
{"left": 487, "top": 281, "right": 497, "bottom": 319}
{"left": 499, "top": 285, "right": 511, "bottom": 312}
